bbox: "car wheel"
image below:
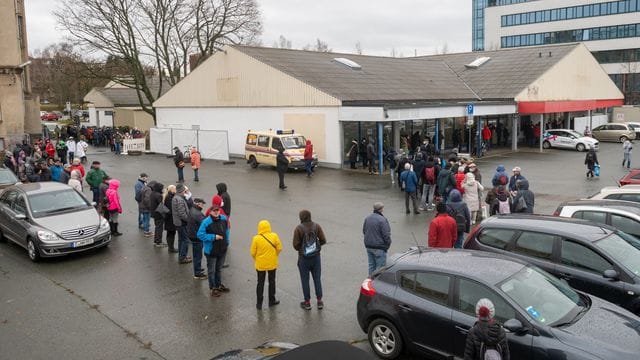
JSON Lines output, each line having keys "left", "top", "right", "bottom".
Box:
{"left": 542, "top": 141, "right": 551, "bottom": 149}
{"left": 620, "top": 136, "right": 629, "bottom": 143}
{"left": 368, "top": 318, "right": 403, "bottom": 359}
{"left": 249, "top": 156, "right": 258, "bottom": 169}
{"left": 576, "top": 143, "right": 586, "bottom": 152}
{"left": 27, "top": 238, "right": 41, "bottom": 262}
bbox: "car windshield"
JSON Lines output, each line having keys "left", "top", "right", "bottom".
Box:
{"left": 596, "top": 232, "right": 640, "bottom": 276}
{"left": 0, "top": 170, "right": 18, "bottom": 184}
{"left": 281, "top": 136, "right": 306, "bottom": 149}
{"left": 566, "top": 130, "right": 583, "bottom": 138}
{"left": 628, "top": 124, "right": 638, "bottom": 130}
{"left": 28, "top": 189, "right": 91, "bottom": 218}
{"left": 498, "top": 266, "right": 585, "bottom": 326}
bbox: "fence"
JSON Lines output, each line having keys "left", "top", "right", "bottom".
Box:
{"left": 150, "top": 127, "right": 229, "bottom": 161}
{"left": 122, "top": 138, "right": 146, "bottom": 154}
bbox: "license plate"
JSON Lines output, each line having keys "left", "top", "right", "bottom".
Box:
{"left": 72, "top": 238, "right": 94, "bottom": 248}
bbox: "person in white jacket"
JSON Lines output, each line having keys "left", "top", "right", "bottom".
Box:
{"left": 462, "top": 172, "right": 485, "bottom": 224}
{"left": 67, "top": 137, "right": 77, "bottom": 163}
{"left": 76, "top": 137, "right": 89, "bottom": 164}
{"left": 623, "top": 139, "right": 632, "bottom": 169}
{"left": 68, "top": 170, "right": 83, "bottom": 194}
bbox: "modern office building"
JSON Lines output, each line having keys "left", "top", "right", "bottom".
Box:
{"left": 473, "top": 0, "right": 640, "bottom": 104}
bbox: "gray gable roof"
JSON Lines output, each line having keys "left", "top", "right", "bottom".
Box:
{"left": 93, "top": 78, "right": 171, "bottom": 107}
{"left": 233, "top": 43, "right": 579, "bottom": 104}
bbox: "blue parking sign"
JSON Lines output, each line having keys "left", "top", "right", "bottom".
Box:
{"left": 467, "top": 103, "right": 474, "bottom": 115}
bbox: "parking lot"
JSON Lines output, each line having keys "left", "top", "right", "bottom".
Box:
{"left": 0, "top": 141, "right": 631, "bottom": 359}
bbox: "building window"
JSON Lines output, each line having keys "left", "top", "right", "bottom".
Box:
{"left": 501, "top": 0, "right": 640, "bottom": 27}
{"left": 501, "top": 23, "right": 640, "bottom": 48}
{"left": 17, "top": 16, "right": 25, "bottom": 49}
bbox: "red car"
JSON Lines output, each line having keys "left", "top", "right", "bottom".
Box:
{"left": 40, "top": 112, "right": 60, "bottom": 121}
{"left": 619, "top": 169, "right": 640, "bottom": 186}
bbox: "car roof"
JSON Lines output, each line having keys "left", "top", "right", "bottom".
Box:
{"left": 479, "top": 214, "right": 615, "bottom": 242}
{"left": 559, "top": 199, "right": 640, "bottom": 214}
{"left": 13, "top": 181, "right": 72, "bottom": 195}
{"left": 547, "top": 129, "right": 579, "bottom": 132}
{"left": 593, "top": 185, "right": 640, "bottom": 194}
{"left": 395, "top": 249, "right": 527, "bottom": 285}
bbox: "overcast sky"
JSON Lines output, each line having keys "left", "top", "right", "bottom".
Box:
{"left": 25, "top": 0, "right": 472, "bottom": 57}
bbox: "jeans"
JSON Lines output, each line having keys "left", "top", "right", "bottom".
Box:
{"left": 91, "top": 187, "right": 99, "bottom": 203}
{"left": 192, "top": 240, "right": 204, "bottom": 275}
{"left": 624, "top": 152, "right": 631, "bottom": 168}
{"left": 298, "top": 255, "right": 322, "bottom": 301}
{"left": 114, "top": 143, "right": 121, "bottom": 154}
{"left": 138, "top": 211, "right": 143, "bottom": 227}
{"left": 366, "top": 248, "right": 387, "bottom": 276}
{"left": 304, "top": 159, "right": 313, "bottom": 176}
{"left": 454, "top": 232, "right": 466, "bottom": 249}
{"left": 421, "top": 184, "right": 436, "bottom": 208}
{"left": 193, "top": 168, "right": 199, "bottom": 181}
{"left": 256, "top": 269, "right": 277, "bottom": 306}
{"left": 141, "top": 211, "right": 150, "bottom": 233}
{"left": 153, "top": 217, "right": 164, "bottom": 244}
{"left": 405, "top": 191, "right": 419, "bottom": 212}
{"left": 68, "top": 152, "right": 74, "bottom": 162}
{"left": 390, "top": 168, "right": 396, "bottom": 184}
{"left": 177, "top": 167, "right": 184, "bottom": 182}
{"left": 206, "top": 252, "right": 226, "bottom": 289}
{"left": 177, "top": 226, "right": 190, "bottom": 260}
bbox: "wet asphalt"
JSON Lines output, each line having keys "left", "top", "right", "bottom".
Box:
{"left": 0, "top": 141, "right": 630, "bottom": 360}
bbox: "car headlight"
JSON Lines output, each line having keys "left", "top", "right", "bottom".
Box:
{"left": 100, "top": 217, "right": 110, "bottom": 232}
{"left": 37, "top": 230, "right": 60, "bottom": 243}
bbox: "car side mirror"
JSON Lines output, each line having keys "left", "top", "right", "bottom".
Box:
{"left": 603, "top": 269, "right": 619, "bottom": 281}
{"left": 504, "top": 319, "right": 526, "bottom": 334}
{"left": 15, "top": 213, "right": 26, "bottom": 220}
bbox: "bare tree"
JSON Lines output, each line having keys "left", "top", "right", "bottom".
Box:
{"left": 619, "top": 62, "right": 640, "bottom": 105}
{"left": 55, "top": 0, "right": 262, "bottom": 122}
{"left": 355, "top": 41, "right": 363, "bottom": 55}
{"left": 440, "top": 42, "right": 449, "bottom": 54}
{"left": 302, "top": 38, "right": 331, "bottom": 52}
{"left": 390, "top": 48, "right": 397, "bottom": 58}
{"left": 273, "top": 35, "right": 292, "bottom": 49}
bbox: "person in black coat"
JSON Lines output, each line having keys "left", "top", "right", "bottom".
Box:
{"left": 216, "top": 182, "right": 231, "bottom": 217}
{"left": 584, "top": 146, "right": 599, "bottom": 178}
{"left": 359, "top": 138, "right": 368, "bottom": 169}
{"left": 347, "top": 139, "right": 358, "bottom": 169}
{"left": 164, "top": 186, "right": 178, "bottom": 252}
{"left": 149, "top": 182, "right": 166, "bottom": 247}
{"left": 276, "top": 146, "right": 289, "bottom": 190}
{"left": 187, "top": 198, "right": 207, "bottom": 279}
{"left": 464, "top": 298, "right": 510, "bottom": 360}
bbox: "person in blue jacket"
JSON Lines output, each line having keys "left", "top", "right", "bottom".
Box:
{"left": 399, "top": 163, "right": 420, "bottom": 215}
{"left": 197, "top": 203, "right": 230, "bottom": 297}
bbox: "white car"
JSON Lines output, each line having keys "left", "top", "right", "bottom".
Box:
{"left": 588, "top": 185, "right": 640, "bottom": 203}
{"left": 543, "top": 129, "right": 599, "bottom": 152}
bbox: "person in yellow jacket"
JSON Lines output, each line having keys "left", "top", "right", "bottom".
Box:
{"left": 250, "top": 220, "right": 282, "bottom": 309}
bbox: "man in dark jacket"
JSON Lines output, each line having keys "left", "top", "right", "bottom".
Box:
{"left": 172, "top": 183, "right": 191, "bottom": 263}
{"left": 584, "top": 147, "right": 599, "bottom": 178}
{"left": 436, "top": 163, "right": 456, "bottom": 203}
{"left": 464, "top": 298, "right": 510, "bottom": 360}
{"left": 512, "top": 179, "right": 534, "bottom": 213}
{"left": 276, "top": 146, "right": 288, "bottom": 190}
{"left": 293, "top": 209, "right": 327, "bottom": 310}
{"left": 447, "top": 189, "right": 471, "bottom": 248}
{"left": 367, "top": 139, "right": 376, "bottom": 175}
{"left": 187, "top": 198, "right": 207, "bottom": 279}
{"left": 148, "top": 182, "right": 167, "bottom": 247}
{"left": 134, "top": 173, "right": 148, "bottom": 229}
{"left": 216, "top": 182, "right": 231, "bottom": 217}
{"left": 363, "top": 202, "right": 391, "bottom": 275}
{"left": 59, "top": 164, "right": 71, "bottom": 184}
{"left": 399, "top": 163, "right": 420, "bottom": 214}
{"left": 173, "top": 147, "right": 185, "bottom": 183}
{"left": 347, "top": 139, "right": 358, "bottom": 169}
{"left": 140, "top": 180, "right": 155, "bottom": 237}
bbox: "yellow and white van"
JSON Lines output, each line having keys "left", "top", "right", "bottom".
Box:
{"left": 245, "top": 129, "right": 318, "bottom": 170}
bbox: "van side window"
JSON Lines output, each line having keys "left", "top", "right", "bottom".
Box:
{"left": 272, "top": 137, "right": 282, "bottom": 150}
{"left": 514, "top": 232, "right": 555, "bottom": 260}
{"left": 257, "top": 135, "right": 269, "bottom": 147}
{"left": 246, "top": 134, "right": 257, "bottom": 145}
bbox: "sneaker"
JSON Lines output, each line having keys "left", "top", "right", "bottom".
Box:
{"left": 179, "top": 258, "right": 193, "bottom": 264}
{"left": 168, "top": 248, "right": 178, "bottom": 253}
{"left": 193, "top": 273, "right": 207, "bottom": 280}
{"left": 418, "top": 207, "right": 425, "bottom": 211}
{"left": 218, "top": 284, "right": 230, "bottom": 293}
{"left": 144, "top": 232, "right": 154, "bottom": 237}
{"left": 405, "top": 210, "right": 410, "bottom": 214}
{"left": 154, "top": 243, "right": 168, "bottom": 248}
{"left": 269, "top": 300, "right": 280, "bottom": 307}
{"left": 222, "top": 264, "right": 230, "bottom": 268}
{"left": 210, "top": 288, "right": 221, "bottom": 297}
{"left": 414, "top": 211, "right": 421, "bottom": 215}
{"left": 317, "top": 300, "right": 324, "bottom": 310}
{"left": 300, "top": 301, "right": 312, "bottom": 310}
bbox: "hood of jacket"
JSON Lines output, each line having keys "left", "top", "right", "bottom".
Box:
{"left": 476, "top": 321, "right": 503, "bottom": 346}
{"left": 146, "top": 180, "right": 157, "bottom": 190}
{"left": 464, "top": 172, "right": 476, "bottom": 184}
{"left": 257, "top": 220, "right": 271, "bottom": 235}
{"left": 152, "top": 182, "right": 164, "bottom": 192}
{"left": 449, "top": 189, "right": 463, "bottom": 203}
{"left": 496, "top": 165, "right": 505, "bottom": 172}
{"left": 70, "top": 170, "right": 81, "bottom": 180}
{"left": 108, "top": 179, "right": 120, "bottom": 190}
{"left": 517, "top": 179, "right": 530, "bottom": 190}
{"left": 216, "top": 182, "right": 227, "bottom": 194}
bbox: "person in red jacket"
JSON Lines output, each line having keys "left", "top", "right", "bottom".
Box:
{"left": 45, "top": 140, "right": 56, "bottom": 159}
{"left": 482, "top": 124, "right": 492, "bottom": 150}
{"left": 304, "top": 139, "right": 314, "bottom": 177}
{"left": 428, "top": 202, "right": 457, "bottom": 248}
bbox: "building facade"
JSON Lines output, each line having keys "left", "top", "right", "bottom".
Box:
{"left": 0, "top": 0, "right": 39, "bottom": 150}
{"left": 473, "top": 0, "right": 640, "bottom": 104}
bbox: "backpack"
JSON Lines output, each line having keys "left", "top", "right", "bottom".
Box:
{"left": 480, "top": 343, "right": 502, "bottom": 360}
{"left": 498, "top": 175, "right": 508, "bottom": 186}
{"left": 497, "top": 198, "right": 511, "bottom": 214}
{"left": 298, "top": 223, "right": 320, "bottom": 257}
{"left": 451, "top": 207, "right": 467, "bottom": 234}
{"left": 424, "top": 166, "right": 435, "bottom": 184}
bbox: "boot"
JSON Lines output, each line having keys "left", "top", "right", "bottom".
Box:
{"left": 167, "top": 236, "right": 177, "bottom": 253}
{"left": 112, "top": 222, "right": 123, "bottom": 236}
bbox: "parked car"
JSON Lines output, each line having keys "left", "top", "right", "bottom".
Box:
{"left": 0, "top": 182, "right": 111, "bottom": 261}
{"left": 0, "top": 167, "right": 19, "bottom": 194}
{"left": 591, "top": 123, "right": 636, "bottom": 142}
{"left": 619, "top": 169, "right": 640, "bottom": 186}
{"left": 245, "top": 129, "right": 318, "bottom": 170}
{"left": 624, "top": 122, "right": 640, "bottom": 139}
{"left": 357, "top": 248, "right": 640, "bottom": 359}
{"left": 465, "top": 215, "right": 640, "bottom": 314}
{"left": 588, "top": 185, "right": 640, "bottom": 202}
{"left": 554, "top": 199, "right": 640, "bottom": 238}
{"left": 41, "top": 112, "right": 60, "bottom": 121}
{"left": 542, "top": 129, "right": 598, "bottom": 151}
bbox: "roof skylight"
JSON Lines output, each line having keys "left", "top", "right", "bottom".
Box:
{"left": 465, "top": 56, "right": 491, "bottom": 68}
{"left": 333, "top": 57, "right": 362, "bottom": 70}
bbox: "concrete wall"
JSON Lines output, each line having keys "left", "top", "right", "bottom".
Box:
{"left": 155, "top": 107, "right": 341, "bottom": 165}
{"left": 115, "top": 108, "right": 154, "bottom": 131}
{"left": 612, "top": 106, "right": 640, "bottom": 122}
{"left": 88, "top": 106, "right": 114, "bottom": 127}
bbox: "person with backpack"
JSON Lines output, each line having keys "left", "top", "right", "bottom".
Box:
{"left": 490, "top": 185, "right": 512, "bottom": 216}
{"left": 464, "top": 298, "right": 510, "bottom": 360}
{"left": 447, "top": 189, "right": 471, "bottom": 248}
{"left": 511, "top": 179, "right": 534, "bottom": 213}
{"left": 585, "top": 146, "right": 599, "bottom": 178}
{"left": 386, "top": 148, "right": 398, "bottom": 184}
{"left": 462, "top": 172, "right": 485, "bottom": 224}
{"left": 399, "top": 163, "right": 420, "bottom": 215}
{"left": 428, "top": 202, "right": 457, "bottom": 248}
{"left": 437, "top": 162, "right": 457, "bottom": 203}
{"left": 251, "top": 219, "right": 282, "bottom": 309}
{"left": 293, "top": 209, "right": 327, "bottom": 311}
{"left": 421, "top": 156, "right": 439, "bottom": 211}
{"left": 508, "top": 167, "right": 525, "bottom": 193}
{"left": 491, "top": 165, "right": 509, "bottom": 188}
{"left": 623, "top": 139, "right": 633, "bottom": 169}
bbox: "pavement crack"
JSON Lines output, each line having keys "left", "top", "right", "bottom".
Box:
{"left": 48, "top": 279, "right": 167, "bottom": 360}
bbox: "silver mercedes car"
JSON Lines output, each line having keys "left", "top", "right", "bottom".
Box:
{"left": 0, "top": 182, "right": 111, "bottom": 261}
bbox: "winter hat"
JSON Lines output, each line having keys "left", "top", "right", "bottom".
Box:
{"left": 475, "top": 298, "right": 495, "bottom": 321}
{"left": 176, "top": 183, "right": 186, "bottom": 193}
{"left": 212, "top": 195, "right": 224, "bottom": 208}
{"left": 373, "top": 202, "right": 384, "bottom": 211}
{"left": 512, "top": 166, "right": 521, "bottom": 173}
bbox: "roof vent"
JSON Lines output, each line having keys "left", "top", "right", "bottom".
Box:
{"left": 465, "top": 56, "right": 491, "bottom": 69}
{"left": 333, "top": 57, "right": 362, "bottom": 70}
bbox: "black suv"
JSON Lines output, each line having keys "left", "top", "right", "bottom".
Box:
{"left": 465, "top": 215, "right": 640, "bottom": 314}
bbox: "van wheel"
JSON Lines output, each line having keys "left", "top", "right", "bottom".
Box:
{"left": 576, "top": 143, "right": 586, "bottom": 152}
{"left": 542, "top": 141, "right": 551, "bottom": 149}
{"left": 368, "top": 318, "right": 403, "bottom": 359}
{"left": 620, "top": 136, "right": 629, "bottom": 143}
{"left": 249, "top": 156, "right": 258, "bottom": 168}
{"left": 27, "top": 238, "right": 41, "bottom": 262}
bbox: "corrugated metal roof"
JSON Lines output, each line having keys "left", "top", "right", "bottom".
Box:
{"left": 92, "top": 78, "right": 172, "bottom": 107}
{"left": 232, "top": 43, "right": 579, "bottom": 103}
